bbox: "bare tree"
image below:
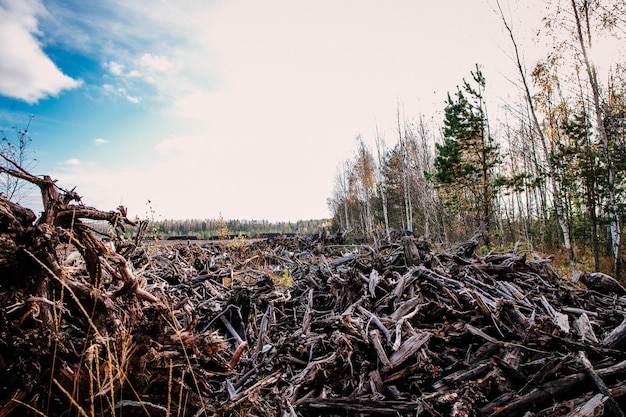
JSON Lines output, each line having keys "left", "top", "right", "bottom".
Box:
{"left": 1, "top": 114, "right": 37, "bottom": 204}
{"left": 329, "top": 163, "right": 352, "bottom": 232}
{"left": 396, "top": 104, "right": 413, "bottom": 233}
{"left": 496, "top": 1, "right": 578, "bottom": 276}
{"left": 570, "top": 0, "right": 622, "bottom": 277}
{"left": 352, "top": 136, "right": 376, "bottom": 233}
{"left": 374, "top": 126, "right": 391, "bottom": 241}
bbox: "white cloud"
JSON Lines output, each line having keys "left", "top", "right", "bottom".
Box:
{"left": 139, "top": 53, "right": 172, "bottom": 72}
{"left": 102, "top": 83, "right": 140, "bottom": 103}
{"left": 104, "top": 61, "right": 124, "bottom": 76}
{"left": 0, "top": 0, "right": 81, "bottom": 103}
{"left": 94, "top": 137, "right": 108, "bottom": 145}
{"left": 64, "top": 158, "right": 80, "bottom": 165}
{"left": 126, "top": 95, "right": 140, "bottom": 103}
{"left": 100, "top": 52, "right": 177, "bottom": 101}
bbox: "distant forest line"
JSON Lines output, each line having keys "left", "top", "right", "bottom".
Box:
{"left": 132, "top": 217, "right": 332, "bottom": 240}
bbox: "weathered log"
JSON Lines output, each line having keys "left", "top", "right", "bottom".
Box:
{"left": 370, "top": 329, "right": 391, "bottom": 368}
{"left": 433, "top": 360, "right": 492, "bottom": 389}
{"left": 541, "top": 295, "right": 570, "bottom": 333}
{"left": 298, "top": 398, "right": 421, "bottom": 415}
{"left": 566, "top": 393, "right": 607, "bottom": 417}
{"left": 465, "top": 323, "right": 503, "bottom": 346}
{"left": 573, "top": 313, "right": 599, "bottom": 344}
{"left": 581, "top": 272, "right": 626, "bottom": 295}
{"left": 0, "top": 194, "right": 36, "bottom": 232}
{"left": 494, "top": 349, "right": 528, "bottom": 386}
{"left": 482, "top": 372, "right": 588, "bottom": 417}
{"left": 382, "top": 331, "right": 432, "bottom": 373}
{"left": 577, "top": 351, "right": 624, "bottom": 417}
{"left": 301, "top": 288, "right": 314, "bottom": 335}
{"left": 603, "top": 316, "right": 626, "bottom": 349}
{"left": 483, "top": 357, "right": 626, "bottom": 417}
{"left": 357, "top": 305, "right": 390, "bottom": 342}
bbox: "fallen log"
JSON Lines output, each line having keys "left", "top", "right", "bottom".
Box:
{"left": 577, "top": 351, "right": 624, "bottom": 417}
{"left": 566, "top": 393, "right": 607, "bottom": 417}
{"left": 482, "top": 373, "right": 588, "bottom": 417}
{"left": 298, "top": 398, "right": 422, "bottom": 415}
{"left": 603, "top": 316, "right": 626, "bottom": 349}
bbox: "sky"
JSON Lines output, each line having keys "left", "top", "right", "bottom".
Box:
{"left": 0, "top": 0, "right": 553, "bottom": 221}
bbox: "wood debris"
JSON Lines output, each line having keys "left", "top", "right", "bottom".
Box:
{"left": 1, "top": 164, "right": 626, "bottom": 416}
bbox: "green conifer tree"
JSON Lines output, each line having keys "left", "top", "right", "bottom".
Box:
{"left": 430, "top": 66, "right": 500, "bottom": 246}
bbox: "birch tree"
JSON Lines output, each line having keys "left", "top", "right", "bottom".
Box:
{"left": 496, "top": 1, "right": 578, "bottom": 274}
{"left": 374, "top": 127, "right": 391, "bottom": 240}
{"left": 396, "top": 106, "right": 413, "bottom": 233}
{"left": 344, "top": 136, "right": 377, "bottom": 234}
{"left": 569, "top": 0, "right": 622, "bottom": 277}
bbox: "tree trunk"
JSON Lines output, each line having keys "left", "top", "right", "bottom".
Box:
{"left": 397, "top": 106, "right": 413, "bottom": 233}
{"left": 571, "top": 0, "right": 622, "bottom": 278}
{"left": 497, "top": 1, "right": 577, "bottom": 274}
{"left": 375, "top": 130, "right": 391, "bottom": 241}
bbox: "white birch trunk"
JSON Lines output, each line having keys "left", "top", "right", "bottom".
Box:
{"left": 497, "top": 1, "right": 577, "bottom": 274}
{"left": 571, "top": 0, "right": 621, "bottom": 277}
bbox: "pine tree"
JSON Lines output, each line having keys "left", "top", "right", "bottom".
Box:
{"left": 430, "top": 66, "right": 500, "bottom": 246}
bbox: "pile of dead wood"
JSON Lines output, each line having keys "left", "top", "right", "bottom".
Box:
{"left": 1, "top": 161, "right": 626, "bottom": 416}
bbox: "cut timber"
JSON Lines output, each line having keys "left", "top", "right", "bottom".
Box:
{"left": 382, "top": 332, "right": 432, "bottom": 373}
{"left": 541, "top": 295, "right": 570, "bottom": 333}
{"left": 298, "top": 398, "right": 421, "bottom": 415}
{"left": 483, "top": 373, "right": 587, "bottom": 417}
{"left": 573, "top": 313, "right": 599, "bottom": 344}
{"left": 566, "top": 393, "right": 607, "bottom": 417}
{"left": 603, "top": 316, "right": 626, "bottom": 349}
{"left": 578, "top": 351, "right": 624, "bottom": 417}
